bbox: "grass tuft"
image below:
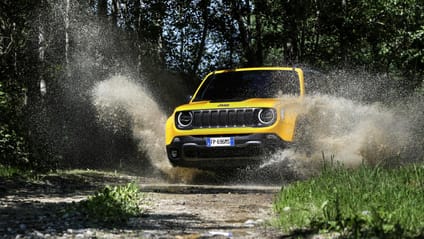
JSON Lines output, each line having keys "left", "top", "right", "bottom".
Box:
{"left": 0, "top": 164, "right": 35, "bottom": 178}
{"left": 79, "top": 182, "right": 146, "bottom": 223}
{"left": 0, "top": 164, "right": 22, "bottom": 177}
{"left": 274, "top": 162, "right": 424, "bottom": 238}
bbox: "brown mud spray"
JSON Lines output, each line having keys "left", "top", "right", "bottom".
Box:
{"left": 91, "top": 75, "right": 204, "bottom": 183}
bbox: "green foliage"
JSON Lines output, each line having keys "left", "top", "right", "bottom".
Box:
{"left": 0, "top": 83, "right": 29, "bottom": 168}
{"left": 1, "top": 0, "right": 423, "bottom": 173}
{"left": 162, "top": 0, "right": 423, "bottom": 89}
{"left": 274, "top": 163, "right": 424, "bottom": 238}
{"left": 1, "top": 2, "right": 42, "bottom": 171}
{"left": 0, "top": 124, "right": 29, "bottom": 166}
{"left": 0, "top": 164, "right": 23, "bottom": 177}
{"left": 79, "top": 182, "right": 145, "bottom": 223}
{"left": 0, "top": 84, "right": 7, "bottom": 110}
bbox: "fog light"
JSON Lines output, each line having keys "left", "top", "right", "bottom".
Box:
{"left": 171, "top": 149, "right": 179, "bottom": 158}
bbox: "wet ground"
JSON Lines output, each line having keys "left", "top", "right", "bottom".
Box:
{"left": 139, "top": 184, "right": 282, "bottom": 238}
{"left": 0, "top": 171, "right": 286, "bottom": 238}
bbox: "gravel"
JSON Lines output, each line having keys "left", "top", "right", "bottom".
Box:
{"left": 0, "top": 173, "right": 284, "bottom": 239}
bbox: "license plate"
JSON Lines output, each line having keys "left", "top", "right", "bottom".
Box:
{"left": 206, "top": 137, "right": 235, "bottom": 147}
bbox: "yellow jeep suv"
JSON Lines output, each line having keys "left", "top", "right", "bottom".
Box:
{"left": 165, "top": 67, "right": 305, "bottom": 169}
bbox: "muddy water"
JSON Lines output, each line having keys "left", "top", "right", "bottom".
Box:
{"left": 91, "top": 75, "right": 208, "bottom": 183}
{"left": 92, "top": 75, "right": 167, "bottom": 167}
{"left": 91, "top": 74, "right": 423, "bottom": 184}
{"left": 259, "top": 94, "right": 422, "bottom": 179}
{"left": 295, "top": 95, "right": 412, "bottom": 165}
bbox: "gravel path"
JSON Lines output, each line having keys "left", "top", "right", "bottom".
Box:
{"left": 0, "top": 172, "right": 285, "bottom": 239}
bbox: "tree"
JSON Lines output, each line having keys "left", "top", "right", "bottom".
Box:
{"left": 0, "top": 0, "right": 41, "bottom": 168}
{"left": 1, "top": 0, "right": 422, "bottom": 172}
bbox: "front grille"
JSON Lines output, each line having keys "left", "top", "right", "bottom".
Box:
{"left": 192, "top": 108, "right": 257, "bottom": 128}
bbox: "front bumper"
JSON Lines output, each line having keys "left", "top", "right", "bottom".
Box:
{"left": 166, "top": 134, "right": 288, "bottom": 169}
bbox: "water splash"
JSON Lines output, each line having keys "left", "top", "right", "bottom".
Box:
{"left": 92, "top": 75, "right": 166, "bottom": 163}
{"left": 91, "top": 75, "right": 205, "bottom": 183}
{"left": 260, "top": 93, "right": 422, "bottom": 178}
{"left": 90, "top": 73, "right": 422, "bottom": 184}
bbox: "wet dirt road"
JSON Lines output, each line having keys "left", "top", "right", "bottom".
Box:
{"left": 0, "top": 172, "right": 285, "bottom": 238}
{"left": 139, "top": 184, "right": 282, "bottom": 238}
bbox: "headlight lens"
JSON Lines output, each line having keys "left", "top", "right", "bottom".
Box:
{"left": 258, "top": 108, "right": 276, "bottom": 125}
{"left": 176, "top": 111, "right": 193, "bottom": 128}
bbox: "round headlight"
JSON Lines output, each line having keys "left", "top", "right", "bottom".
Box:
{"left": 177, "top": 111, "right": 193, "bottom": 128}
{"left": 258, "top": 108, "right": 275, "bottom": 125}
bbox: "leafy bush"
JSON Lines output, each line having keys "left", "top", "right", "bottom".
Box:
{"left": 80, "top": 182, "right": 145, "bottom": 223}
{"left": 0, "top": 124, "right": 29, "bottom": 167}
{"left": 0, "top": 83, "right": 29, "bottom": 168}
{"left": 274, "top": 162, "right": 424, "bottom": 238}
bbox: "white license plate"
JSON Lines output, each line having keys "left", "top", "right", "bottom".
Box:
{"left": 206, "top": 137, "right": 235, "bottom": 147}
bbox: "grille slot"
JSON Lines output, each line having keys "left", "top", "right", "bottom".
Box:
{"left": 192, "top": 108, "right": 256, "bottom": 128}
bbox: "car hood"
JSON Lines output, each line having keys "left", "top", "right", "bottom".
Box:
{"left": 173, "top": 98, "right": 283, "bottom": 112}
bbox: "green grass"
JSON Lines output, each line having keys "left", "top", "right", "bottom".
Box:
{"left": 0, "top": 164, "right": 27, "bottom": 177}
{"left": 79, "top": 182, "right": 146, "bottom": 223}
{"left": 273, "top": 161, "right": 424, "bottom": 238}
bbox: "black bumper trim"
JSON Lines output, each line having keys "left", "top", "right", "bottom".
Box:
{"left": 166, "top": 134, "right": 288, "bottom": 169}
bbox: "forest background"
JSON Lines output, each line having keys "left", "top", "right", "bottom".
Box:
{"left": 1, "top": 0, "right": 423, "bottom": 172}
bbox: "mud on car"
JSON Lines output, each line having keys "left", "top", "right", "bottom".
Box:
{"left": 165, "top": 67, "right": 305, "bottom": 169}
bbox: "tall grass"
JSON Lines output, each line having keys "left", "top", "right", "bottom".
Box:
{"left": 274, "top": 161, "right": 424, "bottom": 238}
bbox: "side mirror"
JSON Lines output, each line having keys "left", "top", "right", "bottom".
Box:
{"left": 186, "top": 95, "right": 192, "bottom": 103}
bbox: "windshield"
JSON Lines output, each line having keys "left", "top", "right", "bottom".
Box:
{"left": 193, "top": 70, "right": 300, "bottom": 102}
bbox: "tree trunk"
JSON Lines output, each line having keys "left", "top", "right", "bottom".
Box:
{"left": 112, "top": 0, "right": 120, "bottom": 27}
{"left": 254, "top": 12, "right": 263, "bottom": 65}
{"left": 178, "top": 4, "right": 185, "bottom": 71}
{"left": 65, "top": 0, "right": 70, "bottom": 77}
{"left": 136, "top": 1, "right": 142, "bottom": 72}
{"left": 191, "top": 0, "right": 210, "bottom": 77}
{"left": 232, "top": 2, "right": 252, "bottom": 66}
{"left": 98, "top": 0, "right": 108, "bottom": 19}
{"left": 38, "top": 22, "right": 46, "bottom": 98}
{"left": 231, "top": 0, "right": 264, "bottom": 67}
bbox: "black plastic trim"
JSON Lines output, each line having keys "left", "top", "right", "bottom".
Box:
{"left": 166, "top": 133, "right": 288, "bottom": 169}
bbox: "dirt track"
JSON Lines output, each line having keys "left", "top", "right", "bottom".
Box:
{"left": 0, "top": 171, "right": 285, "bottom": 238}
{"left": 140, "top": 184, "right": 282, "bottom": 238}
